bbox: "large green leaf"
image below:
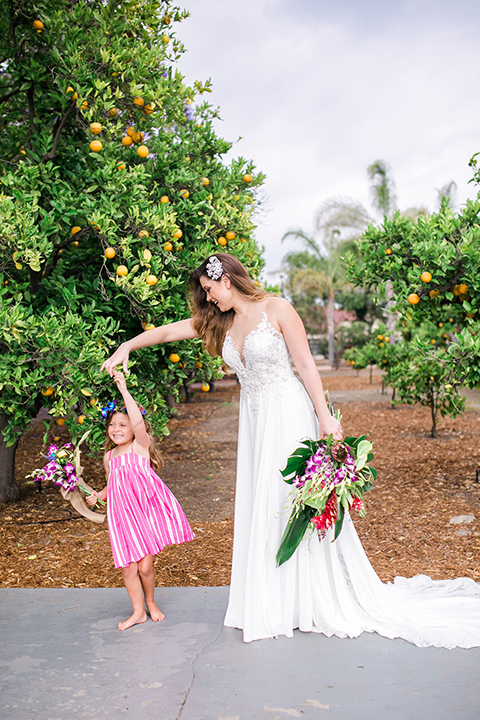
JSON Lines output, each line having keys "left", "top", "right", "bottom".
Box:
{"left": 276, "top": 506, "right": 313, "bottom": 567}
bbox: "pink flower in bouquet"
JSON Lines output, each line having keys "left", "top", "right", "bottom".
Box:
{"left": 330, "top": 443, "right": 347, "bottom": 463}
{"left": 311, "top": 492, "right": 338, "bottom": 538}
{"left": 351, "top": 497, "right": 365, "bottom": 514}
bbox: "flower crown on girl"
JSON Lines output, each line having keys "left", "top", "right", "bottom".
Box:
{"left": 100, "top": 400, "right": 147, "bottom": 419}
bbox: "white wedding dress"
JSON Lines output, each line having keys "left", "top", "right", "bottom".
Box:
{"left": 222, "top": 306, "right": 480, "bottom": 646}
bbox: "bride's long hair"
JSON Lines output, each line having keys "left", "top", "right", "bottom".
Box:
{"left": 189, "top": 253, "right": 268, "bottom": 356}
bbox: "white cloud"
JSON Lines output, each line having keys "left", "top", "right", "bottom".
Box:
{"left": 176, "top": 0, "right": 480, "bottom": 272}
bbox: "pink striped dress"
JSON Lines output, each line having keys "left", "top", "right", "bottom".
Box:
{"left": 106, "top": 449, "right": 194, "bottom": 568}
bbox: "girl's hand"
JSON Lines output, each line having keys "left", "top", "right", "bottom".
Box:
{"left": 101, "top": 343, "right": 130, "bottom": 377}
{"left": 86, "top": 490, "right": 99, "bottom": 507}
{"left": 113, "top": 370, "right": 127, "bottom": 393}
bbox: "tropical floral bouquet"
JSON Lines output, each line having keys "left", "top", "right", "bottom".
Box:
{"left": 27, "top": 429, "right": 105, "bottom": 506}
{"left": 276, "top": 406, "right": 376, "bottom": 566}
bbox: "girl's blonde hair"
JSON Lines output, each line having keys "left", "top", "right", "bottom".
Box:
{"left": 104, "top": 412, "right": 163, "bottom": 472}
{"left": 189, "top": 253, "right": 268, "bottom": 356}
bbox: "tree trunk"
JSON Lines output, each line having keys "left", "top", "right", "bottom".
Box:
{"left": 327, "top": 292, "right": 335, "bottom": 367}
{"left": 430, "top": 392, "right": 437, "bottom": 438}
{"left": 0, "top": 414, "right": 20, "bottom": 503}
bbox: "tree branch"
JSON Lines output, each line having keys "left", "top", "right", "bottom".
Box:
{"left": 39, "top": 102, "right": 76, "bottom": 164}
{"left": 0, "top": 85, "right": 23, "bottom": 104}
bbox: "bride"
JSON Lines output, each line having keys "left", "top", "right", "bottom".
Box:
{"left": 102, "top": 252, "right": 480, "bottom": 647}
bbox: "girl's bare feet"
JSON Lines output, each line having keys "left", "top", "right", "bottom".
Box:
{"left": 147, "top": 601, "right": 165, "bottom": 622}
{"left": 117, "top": 610, "right": 148, "bottom": 631}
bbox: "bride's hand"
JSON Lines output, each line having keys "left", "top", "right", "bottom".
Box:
{"left": 101, "top": 343, "right": 130, "bottom": 376}
{"left": 318, "top": 414, "right": 344, "bottom": 442}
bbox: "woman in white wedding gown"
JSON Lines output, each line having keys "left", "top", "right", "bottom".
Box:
{"left": 102, "top": 252, "right": 480, "bottom": 647}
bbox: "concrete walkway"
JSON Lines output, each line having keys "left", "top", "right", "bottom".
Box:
{"left": 1, "top": 587, "right": 479, "bottom": 720}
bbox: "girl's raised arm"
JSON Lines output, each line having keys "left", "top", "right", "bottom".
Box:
{"left": 102, "top": 318, "right": 199, "bottom": 376}
{"left": 113, "top": 371, "right": 150, "bottom": 448}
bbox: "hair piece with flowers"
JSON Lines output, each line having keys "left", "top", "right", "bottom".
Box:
{"left": 100, "top": 400, "right": 146, "bottom": 419}
{"left": 205, "top": 255, "right": 223, "bottom": 281}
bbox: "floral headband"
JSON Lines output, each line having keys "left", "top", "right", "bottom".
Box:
{"left": 100, "top": 400, "right": 146, "bottom": 419}
{"left": 205, "top": 255, "right": 223, "bottom": 280}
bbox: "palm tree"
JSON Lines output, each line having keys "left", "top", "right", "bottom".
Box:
{"left": 282, "top": 228, "right": 354, "bottom": 366}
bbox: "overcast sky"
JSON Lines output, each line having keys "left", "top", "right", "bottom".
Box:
{"left": 176, "top": 0, "right": 480, "bottom": 275}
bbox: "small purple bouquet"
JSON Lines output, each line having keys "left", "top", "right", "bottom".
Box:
{"left": 27, "top": 430, "right": 105, "bottom": 505}
{"left": 276, "top": 405, "right": 376, "bottom": 566}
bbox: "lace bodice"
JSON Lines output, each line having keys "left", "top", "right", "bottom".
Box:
{"left": 222, "top": 312, "right": 300, "bottom": 412}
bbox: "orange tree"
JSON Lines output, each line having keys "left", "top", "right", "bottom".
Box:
{"left": 0, "top": 0, "right": 265, "bottom": 501}
{"left": 347, "top": 155, "right": 480, "bottom": 432}
{"left": 344, "top": 323, "right": 465, "bottom": 437}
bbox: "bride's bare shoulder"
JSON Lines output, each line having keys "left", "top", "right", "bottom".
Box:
{"left": 266, "top": 296, "right": 296, "bottom": 320}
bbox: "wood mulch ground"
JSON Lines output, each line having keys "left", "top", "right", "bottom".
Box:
{"left": 1, "top": 364, "right": 479, "bottom": 589}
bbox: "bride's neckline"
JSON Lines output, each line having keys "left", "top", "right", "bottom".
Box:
{"left": 225, "top": 309, "right": 281, "bottom": 366}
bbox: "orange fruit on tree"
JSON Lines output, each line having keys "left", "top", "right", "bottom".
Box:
{"left": 79, "top": 100, "right": 88, "bottom": 110}
{"left": 105, "top": 247, "right": 116, "bottom": 259}
{"left": 172, "top": 229, "right": 182, "bottom": 239}
{"left": 243, "top": 174, "right": 252, "bottom": 183}
{"left": 408, "top": 293, "right": 420, "bottom": 305}
{"left": 169, "top": 353, "right": 180, "bottom": 363}
{"left": 226, "top": 231, "right": 236, "bottom": 241}
{"left": 137, "top": 145, "right": 149, "bottom": 158}
{"left": 71, "top": 226, "right": 81, "bottom": 235}
{"left": 146, "top": 274, "right": 158, "bottom": 286}
{"left": 132, "top": 131, "right": 144, "bottom": 143}
{"left": 133, "top": 97, "right": 145, "bottom": 107}
{"left": 180, "top": 189, "right": 189, "bottom": 199}
{"left": 421, "top": 271, "right": 432, "bottom": 283}
{"left": 41, "top": 387, "right": 54, "bottom": 396}
{"left": 138, "top": 230, "right": 150, "bottom": 239}
{"left": 56, "top": 418, "right": 66, "bottom": 426}
{"left": 164, "top": 241, "right": 173, "bottom": 252}
{"left": 429, "top": 289, "right": 439, "bottom": 299}
{"left": 377, "top": 334, "right": 384, "bottom": 340}
{"left": 144, "top": 323, "right": 155, "bottom": 331}
{"left": 108, "top": 108, "right": 118, "bottom": 117}
{"left": 162, "top": 34, "right": 170, "bottom": 43}
{"left": 78, "top": 415, "right": 86, "bottom": 424}
{"left": 218, "top": 237, "right": 227, "bottom": 246}
{"left": 116, "top": 265, "right": 128, "bottom": 277}
{"left": 66, "top": 86, "right": 75, "bottom": 95}
{"left": 453, "top": 285, "right": 460, "bottom": 296}
{"left": 201, "top": 383, "right": 210, "bottom": 392}
{"left": 126, "top": 126, "right": 135, "bottom": 137}
{"left": 90, "top": 122, "right": 102, "bottom": 134}
{"left": 117, "top": 161, "right": 126, "bottom": 170}
{"left": 160, "top": 195, "right": 169, "bottom": 204}
{"left": 72, "top": 240, "right": 79, "bottom": 247}
{"left": 122, "top": 136, "right": 133, "bottom": 146}
{"left": 201, "top": 177, "right": 209, "bottom": 186}
{"left": 458, "top": 283, "right": 468, "bottom": 295}
{"left": 33, "top": 20, "right": 44, "bottom": 31}
{"left": 143, "top": 104, "right": 154, "bottom": 115}
{"left": 385, "top": 248, "right": 392, "bottom": 255}
{"left": 89, "top": 140, "right": 102, "bottom": 152}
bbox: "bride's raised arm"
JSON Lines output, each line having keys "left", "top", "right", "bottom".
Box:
{"left": 267, "top": 297, "right": 343, "bottom": 441}
{"left": 101, "top": 318, "right": 199, "bottom": 376}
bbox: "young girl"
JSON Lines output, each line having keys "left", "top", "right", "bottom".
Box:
{"left": 87, "top": 371, "right": 194, "bottom": 631}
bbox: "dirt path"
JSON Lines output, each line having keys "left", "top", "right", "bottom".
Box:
{"left": 1, "top": 365, "right": 479, "bottom": 589}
